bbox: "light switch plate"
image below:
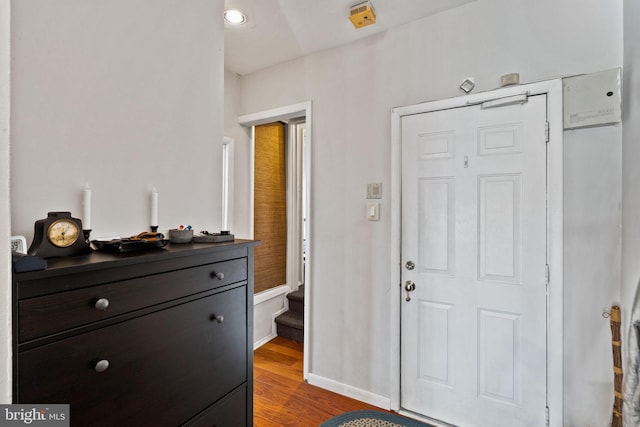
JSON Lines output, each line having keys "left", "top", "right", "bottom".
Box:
{"left": 367, "top": 202, "right": 380, "bottom": 221}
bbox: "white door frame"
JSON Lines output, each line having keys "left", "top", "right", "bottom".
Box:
{"left": 238, "top": 101, "right": 313, "bottom": 379}
{"left": 390, "top": 80, "right": 563, "bottom": 426}
{"left": 221, "top": 136, "right": 235, "bottom": 233}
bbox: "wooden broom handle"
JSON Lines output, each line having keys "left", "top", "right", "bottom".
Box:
{"left": 610, "top": 305, "right": 622, "bottom": 427}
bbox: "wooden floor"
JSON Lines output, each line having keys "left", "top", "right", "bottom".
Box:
{"left": 254, "top": 337, "right": 388, "bottom": 426}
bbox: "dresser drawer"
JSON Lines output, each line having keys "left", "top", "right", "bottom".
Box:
{"left": 19, "top": 258, "right": 246, "bottom": 342}
{"left": 184, "top": 386, "right": 247, "bottom": 427}
{"left": 18, "top": 286, "right": 248, "bottom": 426}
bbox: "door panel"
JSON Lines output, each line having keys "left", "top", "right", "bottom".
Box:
{"left": 419, "top": 178, "right": 455, "bottom": 274}
{"left": 478, "top": 174, "right": 521, "bottom": 283}
{"left": 418, "top": 301, "right": 454, "bottom": 386}
{"left": 478, "top": 309, "right": 520, "bottom": 404}
{"left": 401, "top": 95, "right": 548, "bottom": 427}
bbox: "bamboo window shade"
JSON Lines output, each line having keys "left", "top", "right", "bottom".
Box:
{"left": 254, "top": 123, "right": 287, "bottom": 294}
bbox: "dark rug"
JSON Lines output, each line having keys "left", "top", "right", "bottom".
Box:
{"left": 320, "top": 410, "right": 435, "bottom": 427}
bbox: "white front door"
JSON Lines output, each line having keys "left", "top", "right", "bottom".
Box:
{"left": 400, "top": 94, "right": 548, "bottom": 426}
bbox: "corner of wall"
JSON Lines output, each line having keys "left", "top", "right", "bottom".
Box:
{"left": 0, "top": 0, "right": 12, "bottom": 404}
{"left": 621, "top": 0, "right": 640, "bottom": 340}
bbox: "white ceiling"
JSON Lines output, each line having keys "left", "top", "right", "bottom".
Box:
{"left": 224, "top": 0, "right": 476, "bottom": 76}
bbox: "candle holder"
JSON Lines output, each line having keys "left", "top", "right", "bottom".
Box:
{"left": 150, "top": 225, "right": 159, "bottom": 232}
{"left": 83, "top": 229, "right": 92, "bottom": 244}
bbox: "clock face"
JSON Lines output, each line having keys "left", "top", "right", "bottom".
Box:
{"left": 47, "top": 219, "right": 80, "bottom": 248}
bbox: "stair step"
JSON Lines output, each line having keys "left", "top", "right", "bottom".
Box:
{"left": 276, "top": 322, "right": 304, "bottom": 343}
{"left": 288, "top": 298, "right": 304, "bottom": 314}
{"left": 275, "top": 311, "right": 304, "bottom": 343}
{"left": 286, "top": 287, "right": 305, "bottom": 314}
{"left": 287, "top": 288, "right": 304, "bottom": 302}
{"left": 275, "top": 311, "right": 304, "bottom": 330}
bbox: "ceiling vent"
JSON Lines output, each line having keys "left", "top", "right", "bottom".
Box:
{"left": 349, "top": 1, "right": 376, "bottom": 29}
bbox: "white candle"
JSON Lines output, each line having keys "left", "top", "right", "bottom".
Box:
{"left": 82, "top": 187, "right": 92, "bottom": 230}
{"left": 222, "top": 202, "right": 228, "bottom": 232}
{"left": 151, "top": 190, "right": 158, "bottom": 226}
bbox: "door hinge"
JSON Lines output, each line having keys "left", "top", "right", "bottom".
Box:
{"left": 545, "top": 406, "right": 550, "bottom": 426}
{"left": 545, "top": 264, "right": 550, "bottom": 286}
{"left": 545, "top": 121, "right": 550, "bottom": 143}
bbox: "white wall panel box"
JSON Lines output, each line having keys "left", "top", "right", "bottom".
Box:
{"left": 563, "top": 68, "right": 622, "bottom": 130}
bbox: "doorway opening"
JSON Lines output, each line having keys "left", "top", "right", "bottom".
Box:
{"left": 239, "top": 101, "right": 312, "bottom": 380}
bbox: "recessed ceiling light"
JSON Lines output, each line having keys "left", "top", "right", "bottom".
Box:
{"left": 224, "top": 9, "right": 247, "bottom": 26}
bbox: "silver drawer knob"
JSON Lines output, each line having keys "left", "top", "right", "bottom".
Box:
{"left": 94, "top": 298, "right": 110, "bottom": 311}
{"left": 94, "top": 359, "right": 110, "bottom": 373}
{"left": 212, "top": 271, "right": 225, "bottom": 280}
{"left": 213, "top": 315, "right": 224, "bottom": 324}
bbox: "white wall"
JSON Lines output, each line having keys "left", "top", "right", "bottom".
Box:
{"left": 563, "top": 125, "right": 622, "bottom": 426}
{"left": 7, "top": 0, "right": 225, "bottom": 399}
{"left": 11, "top": 0, "right": 225, "bottom": 242}
{"left": 0, "top": 0, "right": 11, "bottom": 404}
{"left": 233, "top": 0, "right": 623, "bottom": 424}
{"left": 224, "top": 69, "right": 251, "bottom": 239}
{"left": 622, "top": 0, "right": 640, "bottom": 405}
{"left": 252, "top": 288, "right": 288, "bottom": 348}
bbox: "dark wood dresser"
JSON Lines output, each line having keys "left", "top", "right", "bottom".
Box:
{"left": 12, "top": 240, "right": 257, "bottom": 426}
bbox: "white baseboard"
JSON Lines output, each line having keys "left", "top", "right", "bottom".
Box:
{"left": 253, "top": 330, "right": 277, "bottom": 350}
{"left": 253, "top": 309, "right": 288, "bottom": 350}
{"left": 306, "top": 373, "right": 391, "bottom": 410}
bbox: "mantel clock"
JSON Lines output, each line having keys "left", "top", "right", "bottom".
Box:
{"left": 28, "top": 212, "right": 92, "bottom": 258}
